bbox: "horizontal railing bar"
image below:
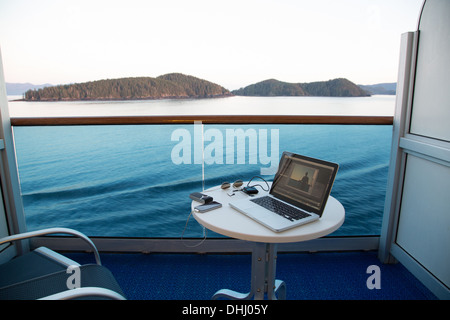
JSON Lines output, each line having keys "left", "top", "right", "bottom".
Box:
{"left": 10, "top": 115, "right": 393, "bottom": 126}
{"left": 30, "top": 236, "right": 380, "bottom": 254}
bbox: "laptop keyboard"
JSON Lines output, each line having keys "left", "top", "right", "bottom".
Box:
{"left": 250, "top": 196, "right": 311, "bottom": 221}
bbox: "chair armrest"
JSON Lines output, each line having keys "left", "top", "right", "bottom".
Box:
{"left": 0, "top": 228, "right": 101, "bottom": 265}
{"left": 38, "top": 287, "right": 126, "bottom": 300}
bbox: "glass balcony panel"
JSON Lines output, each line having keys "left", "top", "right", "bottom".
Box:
{"left": 12, "top": 124, "right": 392, "bottom": 238}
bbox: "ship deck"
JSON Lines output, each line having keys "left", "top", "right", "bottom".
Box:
{"left": 65, "top": 250, "right": 436, "bottom": 300}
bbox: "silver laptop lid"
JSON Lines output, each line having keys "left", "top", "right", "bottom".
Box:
{"left": 270, "top": 152, "right": 339, "bottom": 217}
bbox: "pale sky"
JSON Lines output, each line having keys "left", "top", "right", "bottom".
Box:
{"left": 0, "top": 0, "right": 423, "bottom": 90}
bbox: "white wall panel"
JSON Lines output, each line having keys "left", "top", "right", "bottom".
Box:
{"left": 410, "top": 0, "right": 450, "bottom": 142}
{"left": 396, "top": 155, "right": 450, "bottom": 288}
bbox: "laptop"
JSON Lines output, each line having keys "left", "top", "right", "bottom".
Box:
{"left": 229, "top": 151, "right": 339, "bottom": 232}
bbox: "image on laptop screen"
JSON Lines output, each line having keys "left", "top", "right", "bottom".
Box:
{"left": 270, "top": 152, "right": 339, "bottom": 216}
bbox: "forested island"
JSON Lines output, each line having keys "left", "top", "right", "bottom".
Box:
{"left": 23, "top": 73, "right": 232, "bottom": 101}
{"left": 358, "top": 83, "right": 396, "bottom": 95}
{"left": 232, "top": 78, "right": 370, "bottom": 97}
{"left": 22, "top": 74, "right": 375, "bottom": 101}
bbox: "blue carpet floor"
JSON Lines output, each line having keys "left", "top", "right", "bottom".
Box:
{"left": 65, "top": 251, "right": 437, "bottom": 300}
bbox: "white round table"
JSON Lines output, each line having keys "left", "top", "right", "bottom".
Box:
{"left": 192, "top": 184, "right": 345, "bottom": 300}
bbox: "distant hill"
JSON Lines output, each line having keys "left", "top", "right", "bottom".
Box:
{"left": 232, "top": 78, "right": 370, "bottom": 97}
{"left": 6, "top": 82, "right": 53, "bottom": 95}
{"left": 358, "top": 83, "right": 396, "bottom": 95}
{"left": 23, "top": 73, "right": 232, "bottom": 101}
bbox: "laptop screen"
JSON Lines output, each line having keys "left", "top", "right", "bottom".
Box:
{"left": 270, "top": 152, "right": 339, "bottom": 216}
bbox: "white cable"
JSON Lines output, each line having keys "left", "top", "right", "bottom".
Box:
{"left": 181, "top": 210, "right": 208, "bottom": 248}
{"left": 185, "top": 121, "right": 207, "bottom": 247}
{"left": 199, "top": 120, "right": 207, "bottom": 237}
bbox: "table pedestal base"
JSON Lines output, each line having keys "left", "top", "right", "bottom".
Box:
{"left": 212, "top": 243, "right": 286, "bottom": 300}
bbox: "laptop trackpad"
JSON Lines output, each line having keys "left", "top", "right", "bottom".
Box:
{"left": 231, "top": 199, "right": 277, "bottom": 219}
{"left": 231, "top": 199, "right": 255, "bottom": 211}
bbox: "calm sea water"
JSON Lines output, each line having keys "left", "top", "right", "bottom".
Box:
{"left": 9, "top": 95, "right": 395, "bottom": 117}
{"left": 10, "top": 95, "right": 394, "bottom": 237}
